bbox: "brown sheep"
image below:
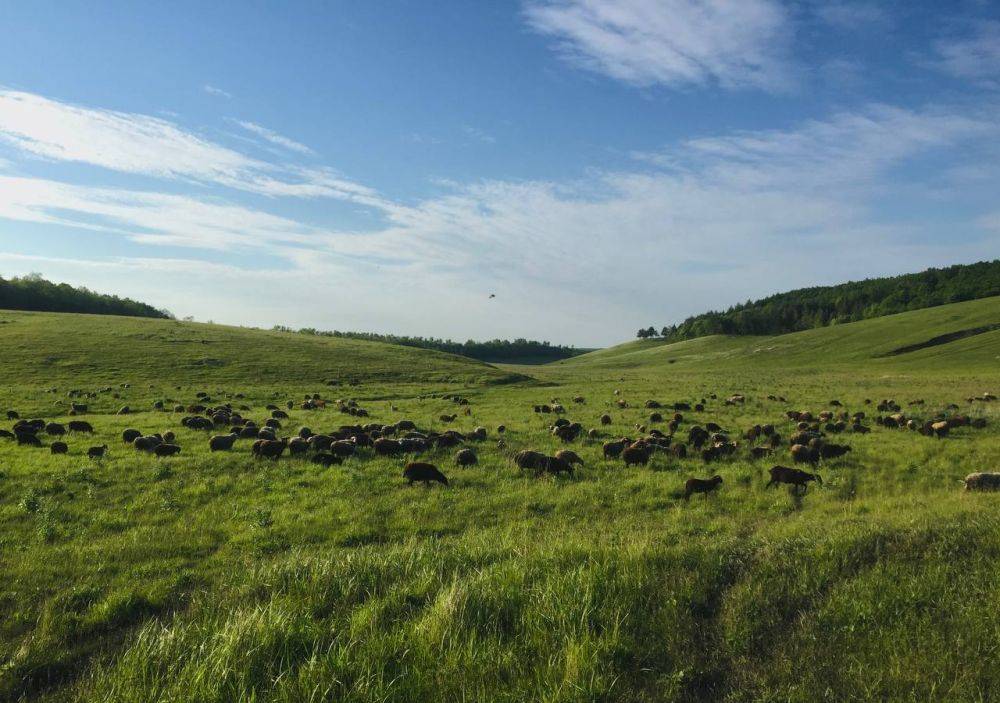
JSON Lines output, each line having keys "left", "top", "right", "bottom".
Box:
{"left": 515, "top": 450, "right": 549, "bottom": 472}
{"left": 622, "top": 444, "right": 651, "bottom": 467}
{"left": 554, "top": 449, "right": 584, "bottom": 467}
{"left": 766, "top": 465, "right": 821, "bottom": 493}
{"left": 374, "top": 438, "right": 403, "bottom": 456}
{"left": 252, "top": 439, "right": 285, "bottom": 460}
{"left": 749, "top": 446, "right": 772, "bottom": 460}
{"left": 455, "top": 448, "right": 478, "bottom": 466}
{"left": 311, "top": 452, "right": 343, "bottom": 467}
{"left": 684, "top": 475, "right": 723, "bottom": 500}
{"left": 154, "top": 443, "right": 182, "bottom": 457}
{"left": 209, "top": 433, "right": 239, "bottom": 451}
{"left": 403, "top": 462, "right": 449, "bottom": 487}
{"left": 671, "top": 443, "right": 687, "bottom": 459}
{"left": 543, "top": 456, "right": 575, "bottom": 477}
{"left": 790, "top": 444, "right": 819, "bottom": 465}
{"left": 963, "top": 472, "right": 1000, "bottom": 491}
{"left": 602, "top": 438, "right": 628, "bottom": 459}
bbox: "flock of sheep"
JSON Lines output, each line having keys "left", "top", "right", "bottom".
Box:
{"left": 1, "top": 386, "right": 997, "bottom": 495}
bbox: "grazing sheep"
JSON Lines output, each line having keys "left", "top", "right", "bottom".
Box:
{"left": 133, "top": 435, "right": 163, "bottom": 452}
{"left": 766, "top": 465, "right": 821, "bottom": 493}
{"left": 16, "top": 432, "right": 42, "bottom": 447}
{"left": 684, "top": 475, "right": 723, "bottom": 500}
{"left": 403, "top": 462, "right": 449, "bottom": 487}
{"left": 288, "top": 437, "right": 310, "bottom": 455}
{"left": 6, "top": 410, "right": 18, "bottom": 420}
{"left": 602, "top": 439, "right": 628, "bottom": 460}
{"left": 455, "top": 448, "right": 478, "bottom": 466}
{"left": 252, "top": 439, "right": 286, "bottom": 460}
{"left": 330, "top": 440, "right": 356, "bottom": 458}
{"left": 543, "top": 456, "right": 574, "bottom": 477}
{"left": 749, "top": 446, "right": 772, "bottom": 460}
{"left": 209, "top": 433, "right": 239, "bottom": 451}
{"left": 67, "top": 420, "right": 94, "bottom": 433}
{"left": 154, "top": 443, "right": 182, "bottom": 457}
{"left": 45, "top": 422, "right": 66, "bottom": 436}
{"left": 439, "top": 414, "right": 457, "bottom": 423}
{"left": 555, "top": 449, "right": 584, "bottom": 467}
{"left": 374, "top": 438, "right": 403, "bottom": 456}
{"left": 515, "top": 450, "right": 549, "bottom": 472}
{"left": 671, "top": 443, "right": 688, "bottom": 459}
{"left": 311, "top": 452, "right": 343, "bottom": 467}
{"left": 470, "top": 426, "right": 488, "bottom": 441}
{"left": 553, "top": 424, "right": 581, "bottom": 442}
{"left": 622, "top": 444, "right": 651, "bottom": 467}
{"left": 122, "top": 428, "right": 142, "bottom": 444}
{"left": 930, "top": 421, "right": 950, "bottom": 438}
{"left": 0, "top": 429, "right": 15, "bottom": 440}
{"left": 87, "top": 445, "right": 108, "bottom": 459}
{"left": 600, "top": 414, "right": 612, "bottom": 426}
{"left": 790, "top": 444, "right": 819, "bottom": 465}
{"left": 963, "top": 473, "right": 1000, "bottom": 491}
{"left": 819, "top": 443, "right": 851, "bottom": 459}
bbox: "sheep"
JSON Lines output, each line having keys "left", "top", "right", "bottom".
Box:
{"left": 930, "top": 421, "right": 950, "bottom": 438}
{"left": 87, "top": 445, "right": 108, "bottom": 459}
{"left": 439, "top": 414, "right": 457, "bottom": 423}
{"left": 553, "top": 423, "right": 582, "bottom": 442}
{"left": 671, "top": 443, "right": 687, "bottom": 459}
{"left": 818, "top": 443, "right": 851, "bottom": 459}
{"left": 515, "top": 450, "right": 549, "bottom": 472}
{"left": 600, "top": 414, "right": 612, "bottom": 426}
{"left": 288, "top": 437, "right": 310, "bottom": 455}
{"left": 50, "top": 441, "right": 68, "bottom": 454}
{"left": 133, "top": 435, "right": 163, "bottom": 452}
{"left": 403, "top": 462, "right": 449, "bottom": 487}
{"left": 252, "top": 439, "right": 286, "bottom": 460}
{"left": 684, "top": 475, "right": 723, "bottom": 500}
{"left": 374, "top": 438, "right": 403, "bottom": 456}
{"left": 469, "top": 426, "right": 488, "bottom": 441}
{"left": 766, "top": 465, "right": 822, "bottom": 493}
{"left": 5, "top": 410, "right": 18, "bottom": 420}
{"left": 749, "top": 446, "right": 772, "bottom": 460}
{"left": 122, "top": 428, "right": 142, "bottom": 444}
{"left": 330, "top": 440, "right": 356, "bottom": 458}
{"left": 790, "top": 444, "right": 819, "bottom": 465}
{"left": 602, "top": 439, "right": 628, "bottom": 459}
{"left": 67, "top": 420, "right": 94, "bottom": 433}
{"left": 45, "top": 422, "right": 66, "bottom": 436}
{"left": 622, "top": 444, "right": 651, "bottom": 467}
{"left": 208, "top": 433, "right": 239, "bottom": 451}
{"left": 311, "top": 452, "right": 343, "bottom": 467}
{"left": 554, "top": 449, "right": 584, "bottom": 467}
{"left": 0, "top": 429, "right": 14, "bottom": 440}
{"left": 963, "top": 473, "right": 1000, "bottom": 491}
{"left": 154, "top": 443, "right": 182, "bottom": 457}
{"left": 16, "top": 432, "right": 42, "bottom": 447}
{"left": 455, "top": 448, "right": 478, "bottom": 466}
{"left": 543, "top": 456, "right": 574, "bottom": 477}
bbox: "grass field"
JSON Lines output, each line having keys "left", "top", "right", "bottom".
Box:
{"left": 2, "top": 300, "right": 1000, "bottom": 702}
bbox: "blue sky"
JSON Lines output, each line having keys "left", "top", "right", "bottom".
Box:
{"left": 0, "top": 0, "right": 998, "bottom": 345}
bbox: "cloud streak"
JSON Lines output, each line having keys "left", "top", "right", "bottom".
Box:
{"left": 523, "top": 0, "right": 793, "bottom": 91}
{"left": 235, "top": 120, "right": 315, "bottom": 155}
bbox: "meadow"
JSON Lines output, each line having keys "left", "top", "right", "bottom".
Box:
{"left": 2, "top": 300, "right": 1000, "bottom": 702}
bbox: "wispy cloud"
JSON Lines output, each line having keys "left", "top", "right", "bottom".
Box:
{"left": 462, "top": 125, "right": 496, "bottom": 144}
{"left": 235, "top": 120, "right": 315, "bottom": 155}
{"left": 0, "top": 90, "right": 385, "bottom": 206}
{"left": 523, "top": 0, "right": 794, "bottom": 91}
{"left": 933, "top": 20, "right": 1000, "bottom": 87}
{"left": 814, "top": 2, "right": 888, "bottom": 29}
{"left": 203, "top": 84, "right": 233, "bottom": 99}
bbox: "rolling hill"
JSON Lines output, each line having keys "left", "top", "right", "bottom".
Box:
{"left": 551, "top": 295, "right": 1000, "bottom": 373}
{"left": 0, "top": 310, "right": 524, "bottom": 393}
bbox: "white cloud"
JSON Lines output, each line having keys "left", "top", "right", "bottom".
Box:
{"left": 523, "top": 0, "right": 793, "bottom": 91}
{"left": 933, "top": 20, "right": 1000, "bottom": 87}
{"left": 815, "top": 2, "right": 887, "bottom": 29}
{"left": 0, "top": 90, "right": 383, "bottom": 206}
{"left": 235, "top": 120, "right": 315, "bottom": 155}
{"left": 203, "top": 84, "right": 233, "bottom": 99}
{"left": 462, "top": 125, "right": 496, "bottom": 144}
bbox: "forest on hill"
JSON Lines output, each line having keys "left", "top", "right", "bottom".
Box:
{"left": 637, "top": 259, "right": 1000, "bottom": 341}
{"left": 275, "top": 326, "right": 588, "bottom": 363}
{"left": 0, "top": 273, "right": 171, "bottom": 319}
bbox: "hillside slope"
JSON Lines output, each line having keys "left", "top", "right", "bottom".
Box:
{"left": 656, "top": 259, "right": 1000, "bottom": 341}
{"left": 0, "top": 310, "right": 522, "bottom": 391}
{"left": 554, "top": 296, "right": 1000, "bottom": 372}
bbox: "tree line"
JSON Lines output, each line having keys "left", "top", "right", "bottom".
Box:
{"left": 638, "top": 259, "right": 1000, "bottom": 341}
{"left": 274, "top": 326, "right": 587, "bottom": 363}
{"left": 0, "top": 273, "right": 171, "bottom": 319}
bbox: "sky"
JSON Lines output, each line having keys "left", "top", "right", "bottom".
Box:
{"left": 0, "top": 1, "right": 998, "bottom": 347}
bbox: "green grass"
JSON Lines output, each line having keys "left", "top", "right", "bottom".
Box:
{"left": 1, "top": 299, "right": 1000, "bottom": 702}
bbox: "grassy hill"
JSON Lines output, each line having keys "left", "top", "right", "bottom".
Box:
{"left": 0, "top": 310, "right": 523, "bottom": 398}
{"left": 1, "top": 303, "right": 999, "bottom": 702}
{"left": 553, "top": 295, "right": 1000, "bottom": 372}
